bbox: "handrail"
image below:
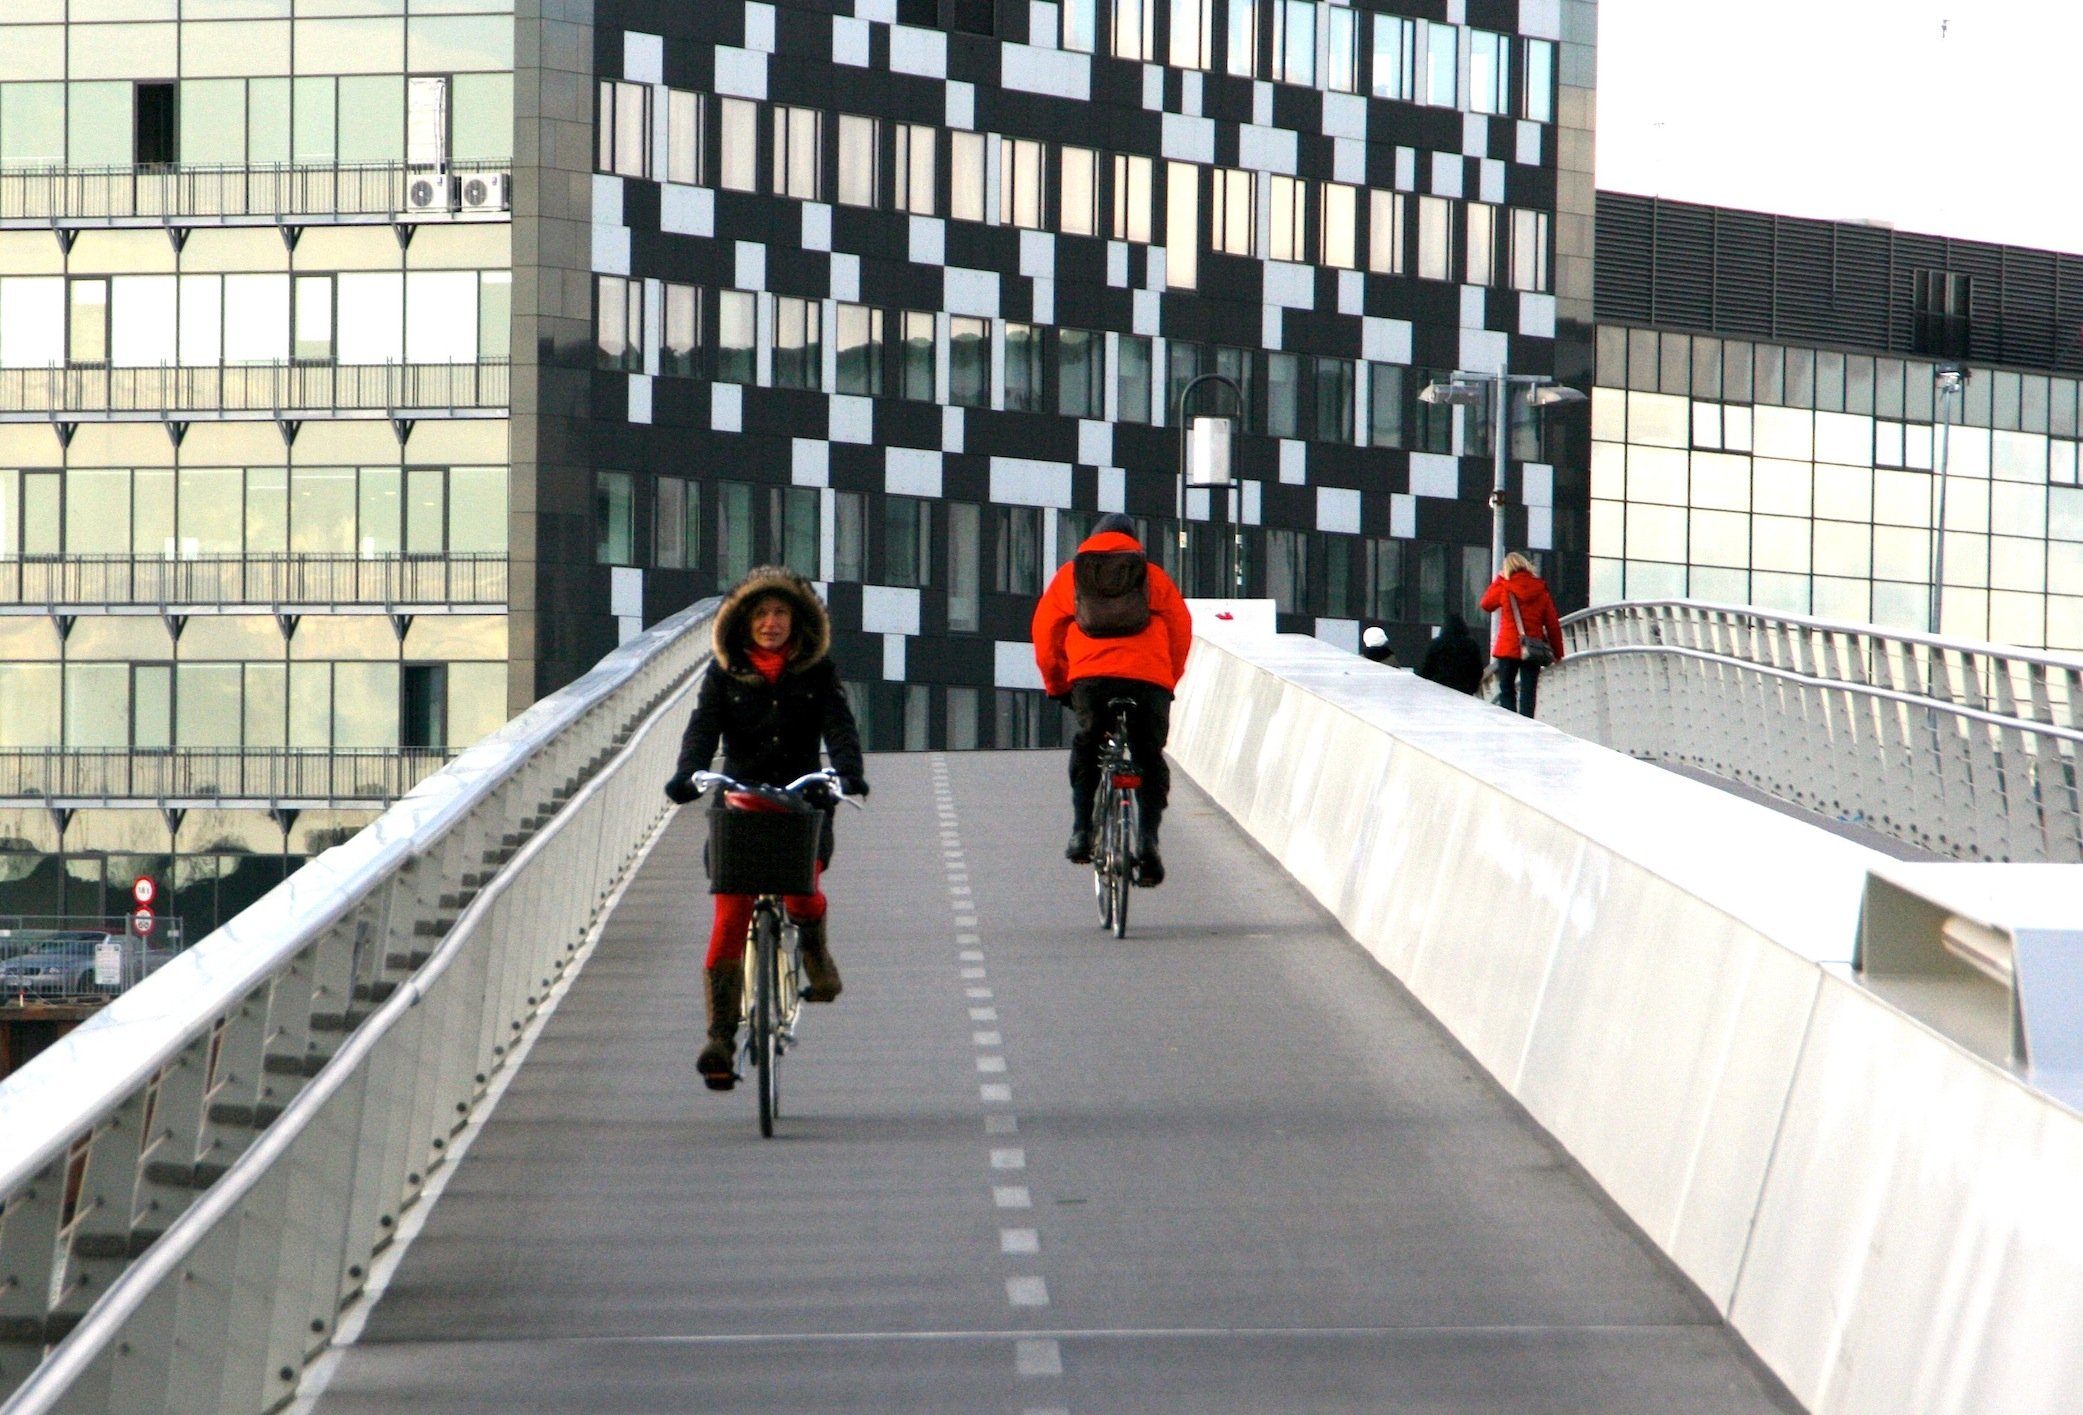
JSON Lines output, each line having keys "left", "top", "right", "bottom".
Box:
{"left": 1544, "top": 599, "right": 2083, "bottom": 863}
{"left": 0, "top": 159, "right": 512, "bottom": 223}
{"left": 0, "top": 551, "right": 509, "bottom": 610}
{"left": 0, "top": 360, "right": 510, "bottom": 416}
{"left": 0, "top": 597, "right": 718, "bottom": 1409}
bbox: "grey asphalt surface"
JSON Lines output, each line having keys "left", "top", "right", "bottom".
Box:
{"left": 307, "top": 749, "right": 1801, "bottom": 1415}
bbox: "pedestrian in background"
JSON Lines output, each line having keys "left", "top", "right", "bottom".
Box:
{"left": 1416, "top": 613, "right": 1485, "bottom": 695}
{"left": 1479, "top": 552, "right": 1564, "bottom": 717}
{"left": 1359, "top": 625, "right": 1400, "bottom": 666}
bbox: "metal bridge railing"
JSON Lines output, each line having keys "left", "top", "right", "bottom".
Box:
{"left": 0, "top": 161, "right": 510, "bottom": 225}
{"left": 0, "top": 748, "right": 453, "bottom": 806}
{"left": 0, "top": 553, "right": 509, "bottom": 611}
{"left": 0, "top": 361, "right": 510, "bottom": 417}
{"left": 1543, "top": 599, "right": 2083, "bottom": 863}
{"left": 0, "top": 599, "right": 716, "bottom": 1412}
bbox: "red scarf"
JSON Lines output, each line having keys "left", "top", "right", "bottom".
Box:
{"left": 747, "top": 645, "right": 791, "bottom": 683}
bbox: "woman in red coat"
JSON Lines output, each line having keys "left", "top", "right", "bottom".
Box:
{"left": 1478, "top": 551, "right": 1564, "bottom": 717}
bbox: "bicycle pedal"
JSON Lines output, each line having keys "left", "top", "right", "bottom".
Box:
{"left": 702, "top": 1071, "right": 737, "bottom": 1092}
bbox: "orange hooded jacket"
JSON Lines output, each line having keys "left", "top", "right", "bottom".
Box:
{"left": 1031, "top": 530, "right": 1194, "bottom": 697}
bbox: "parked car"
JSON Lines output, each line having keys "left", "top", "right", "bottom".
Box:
{"left": 0, "top": 933, "right": 177, "bottom": 998}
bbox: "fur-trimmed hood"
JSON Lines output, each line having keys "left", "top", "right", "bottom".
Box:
{"left": 712, "top": 565, "right": 832, "bottom": 678}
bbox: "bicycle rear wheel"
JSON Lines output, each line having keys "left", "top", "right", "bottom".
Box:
{"left": 1110, "top": 790, "right": 1138, "bottom": 938}
{"left": 749, "top": 908, "right": 779, "bottom": 1137}
{"left": 1092, "top": 790, "right": 1116, "bottom": 931}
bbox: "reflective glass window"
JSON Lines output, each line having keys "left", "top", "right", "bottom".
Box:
{"left": 1226, "top": 0, "right": 1258, "bottom": 77}
{"left": 949, "top": 316, "right": 990, "bottom": 407}
{"left": 715, "top": 291, "right": 755, "bottom": 384}
{"left": 358, "top": 467, "right": 401, "bottom": 556}
{"left": 337, "top": 76, "right": 404, "bottom": 162}
{"left": 664, "top": 88, "right": 700, "bottom": 184}
{"left": 898, "top": 310, "right": 934, "bottom": 401}
{"left": 1171, "top": 0, "right": 1215, "bottom": 68}
{"left": 772, "top": 106, "right": 821, "bottom": 200}
{"left": 290, "top": 467, "right": 356, "bottom": 554}
{"left": 1416, "top": 196, "right": 1451, "bottom": 280}
{"left": 452, "top": 73, "right": 511, "bottom": 163}
{"left": 336, "top": 273, "right": 401, "bottom": 365}
{"left": 1056, "top": 328, "right": 1102, "bottom": 419}
{"left": 1469, "top": 31, "right": 1509, "bottom": 115}
{"left": 1112, "top": 154, "right": 1152, "bottom": 242}
{"left": 1466, "top": 203, "right": 1496, "bottom": 285}
{"left": 1273, "top": 0, "right": 1315, "bottom": 85}
{"left": 223, "top": 275, "right": 288, "bottom": 365}
{"left": 1115, "top": 0, "right": 1156, "bottom": 61}
{"left": 885, "top": 497, "right": 930, "bottom": 588}
{"left": 835, "top": 303, "right": 881, "bottom": 397}
{"left": 294, "top": 275, "right": 334, "bottom": 362}
{"left": 1369, "top": 363, "right": 1403, "bottom": 447}
{"left": 448, "top": 467, "right": 507, "bottom": 554}
{"left": 111, "top": 276, "right": 175, "bottom": 368}
{"left": 1000, "top": 138, "right": 1043, "bottom": 229}
{"left": 594, "top": 470, "right": 634, "bottom": 565}
{"left": 1372, "top": 16, "right": 1415, "bottom": 100}
{"left": 1265, "top": 352, "right": 1300, "bottom": 439}
{"left": 1165, "top": 161, "right": 1197, "bottom": 288}
{"left": 1320, "top": 183, "right": 1357, "bottom": 268}
{"left": 1117, "top": 335, "right": 1152, "bottom": 424}
{"left": 0, "top": 85, "right": 64, "bottom": 169}
{"left": 406, "top": 271, "right": 478, "bottom": 364}
{"left": 404, "top": 469, "right": 443, "bottom": 555}
{"left": 1524, "top": 38, "right": 1554, "bottom": 121}
{"left": 1004, "top": 321, "right": 1044, "bottom": 412}
{"left": 1326, "top": 8, "right": 1359, "bottom": 92}
{"left": 947, "top": 502, "right": 980, "bottom": 630}
{"left": 1511, "top": 209, "right": 1549, "bottom": 292}
{"left": 1315, "top": 357, "right": 1354, "bottom": 444}
{"left": 1267, "top": 175, "right": 1306, "bottom": 262}
{"left": 1369, "top": 190, "right": 1405, "bottom": 274}
{"left": 594, "top": 275, "right": 639, "bottom": 372}
{"left": 951, "top": 132, "right": 986, "bottom": 221}
{"left": 771, "top": 295, "right": 821, "bottom": 391}
{"left": 894, "top": 123, "right": 936, "bottom": 215}
{"left": 69, "top": 280, "right": 109, "bottom": 366}
{"left": 833, "top": 490, "right": 865, "bottom": 581}
{"left": 838, "top": 114, "right": 878, "bottom": 207}
{"left": 719, "top": 98, "right": 757, "bottom": 192}
{"left": 1425, "top": 22, "right": 1458, "bottom": 107}
{"left": 69, "top": 82, "right": 132, "bottom": 168}
{"left": 1212, "top": 168, "right": 1254, "bottom": 256}
{"left": 663, "top": 283, "right": 699, "bottom": 377}
{"left": 1059, "top": 146, "right": 1098, "bottom": 236}
{"left": 1062, "top": 0, "right": 1097, "bottom": 51}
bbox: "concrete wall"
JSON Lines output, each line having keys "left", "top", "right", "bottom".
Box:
{"left": 1168, "top": 627, "right": 2083, "bottom": 1415}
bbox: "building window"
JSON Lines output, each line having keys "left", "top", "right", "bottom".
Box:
{"left": 1372, "top": 16, "right": 1416, "bottom": 101}
{"left": 1523, "top": 39, "right": 1555, "bottom": 122}
{"left": 293, "top": 275, "right": 334, "bottom": 362}
{"left": 1511, "top": 209, "right": 1550, "bottom": 293}
{"left": 1060, "top": 146, "right": 1099, "bottom": 236}
{"left": 1057, "top": 328, "right": 1104, "bottom": 419}
{"left": 719, "top": 98, "right": 757, "bottom": 191}
{"left": 834, "top": 490, "right": 866, "bottom": 580}
{"left": 885, "top": 496, "right": 931, "bottom": 587}
{"left": 837, "top": 114, "right": 878, "bottom": 207}
{"left": 135, "top": 81, "right": 177, "bottom": 167}
{"left": 948, "top": 501, "right": 981, "bottom": 630}
{"left": 1368, "top": 362, "right": 1403, "bottom": 447}
{"left": 1062, "top": 0, "right": 1097, "bottom": 51}
{"left": 951, "top": 131, "right": 987, "bottom": 221}
{"left": 1469, "top": 31, "right": 1510, "bottom": 115}
{"left": 1005, "top": 321, "right": 1045, "bottom": 412}
{"left": 894, "top": 123, "right": 936, "bottom": 215}
{"left": 595, "top": 275, "right": 640, "bottom": 372}
{"left": 595, "top": 470, "right": 634, "bottom": 565}
{"left": 1323, "top": 7, "right": 1358, "bottom": 92}
{"left": 1315, "top": 357, "right": 1355, "bottom": 444}
{"left": 597, "top": 80, "right": 647, "bottom": 177}
{"left": 773, "top": 106, "right": 822, "bottom": 200}
{"left": 769, "top": 486, "right": 819, "bottom": 575}
{"left": 1466, "top": 202, "right": 1497, "bottom": 286}
{"left": 836, "top": 303, "right": 883, "bottom": 396}
{"left": 1320, "top": 183, "right": 1358, "bottom": 269}
{"left": 666, "top": 89, "right": 701, "bottom": 184}
{"left": 68, "top": 279, "right": 109, "bottom": 366}
{"left": 1226, "top": 0, "right": 1258, "bottom": 77}
{"left": 1410, "top": 366, "right": 1453, "bottom": 453}
{"left": 1369, "top": 190, "right": 1406, "bottom": 274}
{"left": 1118, "top": 334, "right": 1153, "bottom": 424}
{"left": 1265, "top": 527, "right": 1308, "bottom": 612}
{"left": 1913, "top": 270, "right": 1971, "bottom": 359}
{"left": 1001, "top": 137, "right": 1044, "bottom": 228}
{"left": 1113, "top": 154, "right": 1153, "bottom": 242}
{"left": 950, "top": 316, "right": 991, "bottom": 406}
{"left": 1172, "top": 0, "right": 1215, "bottom": 68}
{"left": 896, "top": 310, "right": 934, "bottom": 400}
{"left": 655, "top": 475, "right": 701, "bottom": 568}
{"left": 715, "top": 290, "right": 755, "bottom": 383}
{"left": 1417, "top": 195, "right": 1453, "bottom": 281}
{"left": 772, "top": 295, "right": 821, "bottom": 390}
{"left": 1266, "top": 352, "right": 1301, "bottom": 439}
{"left": 1115, "top": 0, "right": 1157, "bottom": 60}
{"left": 1166, "top": 161, "right": 1199, "bottom": 289}
{"left": 993, "top": 505, "right": 1043, "bottom": 593}
{"left": 1267, "top": 175, "right": 1307, "bottom": 262}
{"left": 1272, "top": 0, "right": 1315, "bottom": 85}
{"left": 663, "top": 283, "right": 700, "bottom": 376}
{"left": 836, "top": 306, "right": 930, "bottom": 399}
{"left": 1212, "top": 167, "right": 1255, "bottom": 256}
{"left": 1425, "top": 22, "right": 1459, "bottom": 108}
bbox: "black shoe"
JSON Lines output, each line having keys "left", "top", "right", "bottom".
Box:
{"left": 1136, "top": 842, "right": 1165, "bottom": 887}
{"left": 1065, "top": 827, "right": 1092, "bottom": 863}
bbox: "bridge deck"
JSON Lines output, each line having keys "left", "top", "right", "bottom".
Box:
{"left": 303, "top": 750, "right": 1798, "bottom": 1414}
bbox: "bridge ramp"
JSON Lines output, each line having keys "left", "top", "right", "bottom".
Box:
{"left": 304, "top": 749, "right": 1796, "bottom": 1414}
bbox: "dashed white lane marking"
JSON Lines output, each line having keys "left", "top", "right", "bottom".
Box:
{"left": 985, "top": 1114, "right": 1018, "bottom": 1135}
{"left": 993, "top": 1185, "right": 1033, "bottom": 1209}
{"left": 1007, "top": 1277, "right": 1050, "bottom": 1307}
{"left": 974, "top": 1030, "right": 1002, "bottom": 1046}
{"left": 980, "top": 1083, "right": 1012, "bottom": 1102}
{"left": 1001, "top": 1228, "right": 1040, "bottom": 1254}
{"left": 977, "top": 1056, "right": 1007, "bottom": 1073}
{"left": 970, "top": 1006, "right": 998, "bottom": 1022}
{"left": 960, "top": 949, "right": 985, "bottom": 962}
{"left": 966, "top": 987, "right": 993, "bottom": 1000}
{"left": 957, "top": 933, "right": 981, "bottom": 944}
{"left": 962, "top": 967, "right": 988, "bottom": 979}
{"left": 1016, "top": 1340, "right": 1064, "bottom": 1376}
{"left": 990, "top": 1148, "right": 1026, "bottom": 1169}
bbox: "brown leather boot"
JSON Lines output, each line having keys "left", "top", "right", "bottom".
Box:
{"left": 795, "top": 915, "right": 842, "bottom": 1002}
{"left": 698, "top": 965, "right": 742, "bottom": 1090}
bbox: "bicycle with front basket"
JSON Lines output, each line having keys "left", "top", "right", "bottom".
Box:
{"left": 696, "top": 767, "right": 853, "bottom": 1137}
{"left": 1091, "top": 696, "right": 1143, "bottom": 938}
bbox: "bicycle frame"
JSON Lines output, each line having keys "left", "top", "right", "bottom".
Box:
{"left": 1092, "top": 699, "right": 1142, "bottom": 937}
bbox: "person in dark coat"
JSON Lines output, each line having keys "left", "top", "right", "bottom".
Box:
{"left": 1416, "top": 614, "right": 1485, "bottom": 695}
{"left": 664, "top": 566, "right": 867, "bottom": 1091}
{"left": 1478, "top": 551, "right": 1565, "bottom": 717}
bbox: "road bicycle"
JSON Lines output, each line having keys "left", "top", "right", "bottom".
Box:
{"left": 696, "top": 767, "right": 851, "bottom": 1137}
{"left": 1092, "top": 696, "right": 1142, "bottom": 939}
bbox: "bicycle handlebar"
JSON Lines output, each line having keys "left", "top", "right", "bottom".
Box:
{"left": 692, "top": 767, "right": 862, "bottom": 807}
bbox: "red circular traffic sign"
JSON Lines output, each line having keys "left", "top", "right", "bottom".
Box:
{"left": 132, "top": 907, "right": 156, "bottom": 936}
{"left": 133, "top": 876, "right": 157, "bottom": 906}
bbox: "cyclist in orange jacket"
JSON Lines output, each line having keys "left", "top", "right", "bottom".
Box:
{"left": 1031, "top": 514, "right": 1193, "bottom": 884}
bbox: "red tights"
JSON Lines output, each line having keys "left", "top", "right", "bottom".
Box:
{"left": 706, "top": 864, "right": 825, "bottom": 968}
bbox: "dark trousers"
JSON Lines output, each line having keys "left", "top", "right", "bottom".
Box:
{"left": 1494, "top": 657, "right": 1541, "bottom": 717}
{"left": 1068, "top": 678, "right": 1173, "bottom": 834}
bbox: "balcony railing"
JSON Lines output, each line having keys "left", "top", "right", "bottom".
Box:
{"left": 0, "top": 360, "right": 509, "bottom": 416}
{"left": 0, "top": 160, "right": 511, "bottom": 224}
{"left": 0, "top": 552, "right": 508, "bottom": 611}
{"left": 0, "top": 747, "right": 451, "bottom": 804}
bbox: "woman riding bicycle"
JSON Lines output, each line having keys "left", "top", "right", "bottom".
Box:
{"left": 664, "top": 566, "right": 868, "bottom": 1091}
{"left": 1031, "top": 513, "right": 1193, "bottom": 885}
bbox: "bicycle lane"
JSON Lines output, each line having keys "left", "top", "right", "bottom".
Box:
{"left": 301, "top": 750, "right": 1074, "bottom": 1415}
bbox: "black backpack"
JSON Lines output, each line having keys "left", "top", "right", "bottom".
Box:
{"left": 1073, "top": 548, "right": 1151, "bottom": 637}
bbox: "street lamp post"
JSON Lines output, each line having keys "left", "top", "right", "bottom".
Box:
{"left": 1176, "top": 372, "right": 1245, "bottom": 597}
{"left": 1417, "top": 373, "right": 1586, "bottom": 642}
{"left": 1928, "top": 361, "right": 1969, "bottom": 635}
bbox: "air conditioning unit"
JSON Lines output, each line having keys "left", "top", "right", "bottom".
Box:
{"left": 458, "top": 172, "right": 509, "bottom": 213}
{"left": 404, "top": 173, "right": 455, "bottom": 216}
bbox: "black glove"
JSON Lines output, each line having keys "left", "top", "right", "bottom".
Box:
{"left": 841, "top": 774, "right": 870, "bottom": 800}
{"left": 663, "top": 773, "right": 700, "bottom": 805}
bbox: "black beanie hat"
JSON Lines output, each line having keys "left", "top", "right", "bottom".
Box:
{"left": 1093, "top": 512, "right": 1137, "bottom": 537}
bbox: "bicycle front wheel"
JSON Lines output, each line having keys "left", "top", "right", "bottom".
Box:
{"left": 1110, "top": 790, "right": 1138, "bottom": 939}
{"left": 750, "top": 908, "right": 779, "bottom": 1137}
{"left": 1093, "top": 792, "right": 1116, "bottom": 931}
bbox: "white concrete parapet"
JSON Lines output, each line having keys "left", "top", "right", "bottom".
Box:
{"left": 1169, "top": 627, "right": 2083, "bottom": 1415}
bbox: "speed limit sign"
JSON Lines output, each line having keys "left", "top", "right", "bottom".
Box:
{"left": 133, "top": 876, "right": 158, "bottom": 907}
{"left": 132, "top": 907, "right": 156, "bottom": 936}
